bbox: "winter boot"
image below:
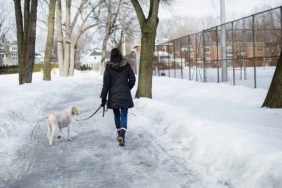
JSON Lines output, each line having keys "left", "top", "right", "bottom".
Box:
{"left": 117, "top": 129, "right": 126, "bottom": 146}
{"left": 117, "top": 129, "right": 121, "bottom": 140}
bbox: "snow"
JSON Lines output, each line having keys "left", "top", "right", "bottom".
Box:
{"left": 1, "top": 69, "right": 282, "bottom": 188}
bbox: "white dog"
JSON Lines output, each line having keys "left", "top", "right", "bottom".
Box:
{"left": 46, "top": 106, "right": 79, "bottom": 146}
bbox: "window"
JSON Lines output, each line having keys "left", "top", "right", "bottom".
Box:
{"left": 181, "top": 47, "right": 188, "bottom": 52}
{"left": 12, "top": 53, "right": 18, "bottom": 60}
{"left": 203, "top": 47, "right": 210, "bottom": 53}
{"left": 11, "top": 46, "right": 18, "bottom": 51}
{"left": 227, "top": 46, "right": 232, "bottom": 54}
{"left": 257, "top": 46, "right": 263, "bottom": 51}
{"left": 203, "top": 57, "right": 210, "bottom": 63}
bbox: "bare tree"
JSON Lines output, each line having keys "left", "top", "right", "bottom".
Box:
{"left": 0, "top": 13, "right": 9, "bottom": 47}
{"left": 56, "top": 0, "right": 64, "bottom": 76}
{"left": 131, "top": 0, "right": 172, "bottom": 98}
{"left": 56, "top": 0, "right": 101, "bottom": 77}
{"left": 0, "top": 1, "right": 14, "bottom": 48}
{"left": 69, "top": 1, "right": 101, "bottom": 76}
{"left": 109, "top": 1, "right": 139, "bottom": 53}
{"left": 98, "top": 0, "right": 124, "bottom": 75}
{"left": 157, "top": 15, "right": 217, "bottom": 40}
{"left": 262, "top": 50, "right": 282, "bottom": 108}
{"left": 0, "top": 6, "right": 10, "bottom": 66}
{"left": 98, "top": 0, "right": 138, "bottom": 70}
{"left": 43, "top": 0, "right": 56, "bottom": 80}
{"left": 259, "top": 4, "right": 282, "bottom": 108}
{"left": 13, "top": 0, "right": 39, "bottom": 85}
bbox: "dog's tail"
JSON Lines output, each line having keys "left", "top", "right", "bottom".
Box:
{"left": 36, "top": 113, "right": 50, "bottom": 122}
{"left": 38, "top": 115, "right": 48, "bottom": 121}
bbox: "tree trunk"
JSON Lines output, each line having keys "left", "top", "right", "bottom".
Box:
{"left": 23, "top": 0, "right": 30, "bottom": 80}
{"left": 135, "top": 30, "right": 157, "bottom": 98}
{"left": 131, "top": 0, "right": 160, "bottom": 99}
{"left": 25, "top": 0, "right": 38, "bottom": 83}
{"left": 69, "top": 43, "right": 75, "bottom": 76}
{"left": 56, "top": 0, "right": 100, "bottom": 77}
{"left": 262, "top": 50, "right": 282, "bottom": 108}
{"left": 13, "top": 0, "right": 25, "bottom": 85}
{"left": 13, "top": 0, "right": 38, "bottom": 85}
{"left": 43, "top": 0, "right": 56, "bottom": 81}
{"left": 56, "top": 0, "right": 64, "bottom": 76}
{"left": 100, "top": 0, "right": 113, "bottom": 75}
{"left": 62, "top": 0, "right": 71, "bottom": 77}
{"left": 100, "top": 34, "right": 110, "bottom": 74}
{"left": 63, "top": 42, "right": 70, "bottom": 76}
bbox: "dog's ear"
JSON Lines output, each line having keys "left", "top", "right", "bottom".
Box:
{"left": 71, "top": 106, "right": 79, "bottom": 115}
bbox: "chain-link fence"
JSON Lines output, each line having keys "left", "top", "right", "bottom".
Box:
{"left": 151, "top": 6, "right": 282, "bottom": 89}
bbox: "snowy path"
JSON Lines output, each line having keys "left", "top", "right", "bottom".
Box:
{"left": 2, "top": 77, "right": 199, "bottom": 188}
{"left": 2, "top": 71, "right": 282, "bottom": 188}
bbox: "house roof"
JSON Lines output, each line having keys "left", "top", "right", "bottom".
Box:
{"left": 155, "top": 38, "right": 170, "bottom": 45}
{"left": 90, "top": 49, "right": 102, "bottom": 56}
{"left": 0, "top": 47, "right": 9, "bottom": 54}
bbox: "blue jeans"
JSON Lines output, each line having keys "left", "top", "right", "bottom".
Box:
{"left": 113, "top": 108, "right": 128, "bottom": 130}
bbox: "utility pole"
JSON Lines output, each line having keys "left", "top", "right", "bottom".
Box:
{"left": 121, "top": 0, "right": 126, "bottom": 55}
{"left": 220, "top": 0, "right": 227, "bottom": 82}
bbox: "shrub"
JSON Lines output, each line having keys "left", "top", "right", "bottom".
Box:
{"left": 33, "top": 63, "right": 59, "bottom": 72}
{"left": 0, "top": 63, "right": 59, "bottom": 74}
{"left": 80, "top": 65, "right": 92, "bottom": 71}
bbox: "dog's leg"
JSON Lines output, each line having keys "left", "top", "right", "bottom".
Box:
{"left": 49, "top": 124, "right": 56, "bottom": 146}
{"left": 47, "top": 123, "right": 53, "bottom": 146}
{"left": 47, "top": 123, "right": 51, "bottom": 138}
{"left": 67, "top": 126, "right": 72, "bottom": 141}
{"left": 57, "top": 127, "right": 62, "bottom": 139}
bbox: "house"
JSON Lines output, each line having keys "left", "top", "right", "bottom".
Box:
{"left": 131, "top": 36, "right": 279, "bottom": 71}
{"left": 80, "top": 49, "right": 102, "bottom": 67}
{"left": 0, "top": 48, "right": 9, "bottom": 66}
{"left": 154, "top": 40, "right": 276, "bottom": 68}
{"left": 34, "top": 52, "right": 44, "bottom": 64}
{"left": 0, "top": 41, "right": 46, "bottom": 66}
{"left": 200, "top": 41, "right": 271, "bottom": 67}
{"left": 0, "top": 42, "right": 18, "bottom": 66}
{"left": 131, "top": 39, "right": 173, "bottom": 73}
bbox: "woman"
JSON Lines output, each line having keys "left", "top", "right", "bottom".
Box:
{"left": 100, "top": 48, "right": 136, "bottom": 146}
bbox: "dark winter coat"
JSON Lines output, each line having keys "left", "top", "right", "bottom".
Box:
{"left": 100, "top": 58, "right": 136, "bottom": 109}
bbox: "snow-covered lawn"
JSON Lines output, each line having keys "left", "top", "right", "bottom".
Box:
{"left": 0, "top": 70, "right": 282, "bottom": 188}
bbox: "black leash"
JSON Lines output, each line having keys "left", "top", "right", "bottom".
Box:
{"left": 74, "top": 106, "right": 105, "bottom": 121}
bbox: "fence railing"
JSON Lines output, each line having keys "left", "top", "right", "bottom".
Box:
{"left": 151, "top": 6, "right": 282, "bottom": 89}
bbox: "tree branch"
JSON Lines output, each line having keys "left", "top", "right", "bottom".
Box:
{"left": 71, "top": 0, "right": 88, "bottom": 33}
{"left": 130, "top": 0, "right": 146, "bottom": 24}
{"left": 78, "top": 23, "right": 100, "bottom": 41}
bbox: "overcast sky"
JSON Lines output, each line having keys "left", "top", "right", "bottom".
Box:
{"left": 159, "top": 0, "right": 281, "bottom": 20}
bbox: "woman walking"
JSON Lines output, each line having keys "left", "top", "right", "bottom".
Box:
{"left": 100, "top": 48, "right": 136, "bottom": 146}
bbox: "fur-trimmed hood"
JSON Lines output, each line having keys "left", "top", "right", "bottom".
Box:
{"left": 106, "top": 58, "right": 129, "bottom": 69}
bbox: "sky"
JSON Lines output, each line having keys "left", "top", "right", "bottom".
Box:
{"left": 1, "top": 69, "right": 282, "bottom": 187}
{"left": 2, "top": 0, "right": 281, "bottom": 51}
{"left": 159, "top": 0, "right": 282, "bottom": 20}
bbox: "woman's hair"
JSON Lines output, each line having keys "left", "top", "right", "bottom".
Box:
{"left": 110, "top": 48, "right": 123, "bottom": 62}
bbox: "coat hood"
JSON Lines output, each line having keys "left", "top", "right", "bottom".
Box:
{"left": 106, "top": 58, "right": 129, "bottom": 71}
